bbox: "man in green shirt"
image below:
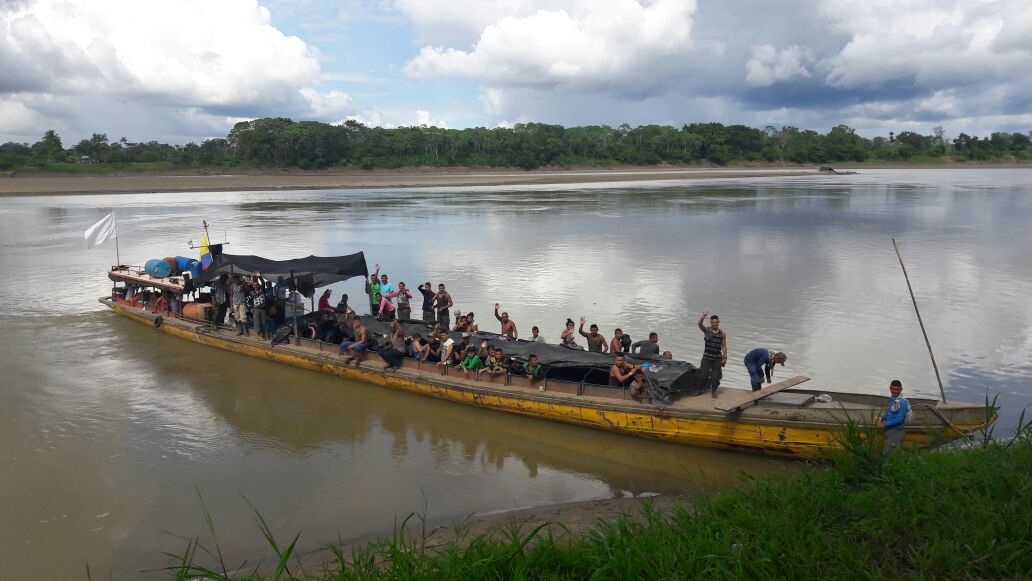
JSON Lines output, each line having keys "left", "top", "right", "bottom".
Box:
{"left": 523, "top": 354, "right": 545, "bottom": 380}
{"left": 459, "top": 347, "right": 483, "bottom": 377}
{"left": 364, "top": 263, "right": 381, "bottom": 315}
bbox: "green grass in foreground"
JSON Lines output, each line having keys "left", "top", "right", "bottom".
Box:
{"left": 148, "top": 421, "right": 1032, "bottom": 580}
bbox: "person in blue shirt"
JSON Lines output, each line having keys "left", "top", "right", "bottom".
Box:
{"left": 743, "top": 348, "right": 787, "bottom": 391}
{"left": 878, "top": 379, "right": 911, "bottom": 454}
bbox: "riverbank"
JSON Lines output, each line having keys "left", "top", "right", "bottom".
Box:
{"left": 168, "top": 427, "right": 1032, "bottom": 579}
{"left": 0, "top": 167, "right": 817, "bottom": 195}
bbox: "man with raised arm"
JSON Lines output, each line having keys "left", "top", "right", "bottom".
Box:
{"left": 698, "top": 311, "right": 727, "bottom": 398}
{"left": 494, "top": 303, "right": 519, "bottom": 338}
{"left": 418, "top": 281, "right": 435, "bottom": 324}
{"left": 578, "top": 317, "right": 608, "bottom": 352}
{"left": 364, "top": 263, "right": 381, "bottom": 315}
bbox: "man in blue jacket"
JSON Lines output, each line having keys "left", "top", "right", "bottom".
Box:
{"left": 878, "top": 379, "right": 911, "bottom": 454}
{"left": 743, "top": 348, "right": 787, "bottom": 391}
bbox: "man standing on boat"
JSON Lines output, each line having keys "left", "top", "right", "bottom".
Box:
{"left": 230, "top": 275, "right": 249, "bottom": 336}
{"left": 434, "top": 284, "right": 453, "bottom": 330}
{"left": 743, "top": 348, "right": 787, "bottom": 392}
{"left": 631, "top": 332, "right": 660, "bottom": 357}
{"left": 495, "top": 304, "right": 519, "bottom": 338}
{"left": 578, "top": 317, "right": 608, "bottom": 352}
{"left": 391, "top": 282, "right": 413, "bottom": 320}
{"left": 877, "top": 379, "right": 911, "bottom": 455}
{"left": 365, "top": 264, "right": 381, "bottom": 315}
{"left": 418, "top": 282, "right": 435, "bottom": 324}
{"left": 698, "top": 311, "right": 727, "bottom": 398}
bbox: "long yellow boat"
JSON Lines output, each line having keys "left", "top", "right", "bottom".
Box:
{"left": 99, "top": 265, "right": 995, "bottom": 459}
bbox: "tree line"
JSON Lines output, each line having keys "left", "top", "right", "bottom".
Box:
{"left": 2, "top": 120, "right": 1030, "bottom": 172}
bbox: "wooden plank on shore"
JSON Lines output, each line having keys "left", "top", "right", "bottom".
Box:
{"left": 715, "top": 376, "right": 811, "bottom": 413}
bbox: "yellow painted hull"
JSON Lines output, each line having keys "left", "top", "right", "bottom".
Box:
{"left": 102, "top": 299, "right": 994, "bottom": 458}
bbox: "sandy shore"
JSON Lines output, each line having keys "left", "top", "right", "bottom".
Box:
{"left": 0, "top": 167, "right": 814, "bottom": 195}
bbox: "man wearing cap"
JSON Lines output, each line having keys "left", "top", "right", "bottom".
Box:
{"left": 743, "top": 348, "right": 787, "bottom": 392}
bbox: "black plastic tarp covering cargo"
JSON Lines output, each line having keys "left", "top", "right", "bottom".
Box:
{"left": 279, "top": 313, "right": 704, "bottom": 405}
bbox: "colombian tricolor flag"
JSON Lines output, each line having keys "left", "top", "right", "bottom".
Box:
{"left": 199, "top": 231, "right": 213, "bottom": 269}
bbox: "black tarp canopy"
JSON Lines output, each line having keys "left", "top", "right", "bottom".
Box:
{"left": 331, "top": 317, "right": 704, "bottom": 405}
{"left": 197, "top": 252, "right": 368, "bottom": 291}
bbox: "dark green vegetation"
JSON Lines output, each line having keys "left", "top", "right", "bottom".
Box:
{"left": 7, "top": 121, "right": 1032, "bottom": 172}
{"left": 150, "top": 418, "right": 1032, "bottom": 580}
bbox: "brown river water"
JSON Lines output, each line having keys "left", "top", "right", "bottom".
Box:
{"left": 1, "top": 169, "right": 1030, "bottom": 579}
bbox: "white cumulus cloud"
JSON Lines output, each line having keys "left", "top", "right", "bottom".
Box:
{"left": 0, "top": 0, "right": 355, "bottom": 140}
{"left": 403, "top": 0, "right": 697, "bottom": 95}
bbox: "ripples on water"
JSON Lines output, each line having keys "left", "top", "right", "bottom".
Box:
{"left": 1, "top": 169, "right": 1030, "bottom": 579}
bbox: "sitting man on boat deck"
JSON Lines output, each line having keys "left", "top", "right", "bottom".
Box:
{"left": 452, "top": 314, "right": 472, "bottom": 332}
{"left": 340, "top": 318, "right": 369, "bottom": 365}
{"left": 698, "top": 311, "right": 727, "bottom": 398}
{"left": 523, "top": 354, "right": 545, "bottom": 380}
{"left": 378, "top": 320, "right": 407, "bottom": 371}
{"left": 877, "top": 379, "right": 911, "bottom": 455}
{"left": 483, "top": 347, "right": 510, "bottom": 376}
{"left": 494, "top": 304, "right": 519, "bottom": 338}
{"left": 631, "top": 332, "right": 660, "bottom": 357}
{"left": 579, "top": 317, "right": 608, "bottom": 352}
{"left": 465, "top": 312, "right": 479, "bottom": 332}
{"left": 409, "top": 333, "right": 427, "bottom": 359}
{"left": 609, "top": 355, "right": 641, "bottom": 387}
{"left": 743, "top": 348, "right": 787, "bottom": 392}
{"left": 459, "top": 347, "right": 484, "bottom": 376}
{"left": 436, "top": 329, "right": 456, "bottom": 368}
{"left": 420, "top": 334, "right": 442, "bottom": 362}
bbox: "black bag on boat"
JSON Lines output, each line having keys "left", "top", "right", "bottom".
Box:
{"left": 271, "top": 324, "right": 293, "bottom": 345}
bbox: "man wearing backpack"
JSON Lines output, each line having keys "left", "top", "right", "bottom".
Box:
{"left": 877, "top": 379, "right": 912, "bottom": 455}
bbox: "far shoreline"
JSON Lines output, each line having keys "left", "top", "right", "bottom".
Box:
{"left": 0, "top": 161, "right": 1028, "bottom": 196}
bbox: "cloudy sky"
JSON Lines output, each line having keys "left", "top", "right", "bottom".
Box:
{"left": 2, "top": 0, "right": 1031, "bottom": 144}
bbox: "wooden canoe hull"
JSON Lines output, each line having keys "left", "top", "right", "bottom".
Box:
{"left": 100, "top": 298, "right": 996, "bottom": 458}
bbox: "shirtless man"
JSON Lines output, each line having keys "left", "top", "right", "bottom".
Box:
{"left": 340, "top": 318, "right": 368, "bottom": 365}
{"left": 610, "top": 328, "right": 626, "bottom": 354}
{"left": 609, "top": 354, "right": 640, "bottom": 387}
{"left": 494, "top": 304, "right": 518, "bottom": 338}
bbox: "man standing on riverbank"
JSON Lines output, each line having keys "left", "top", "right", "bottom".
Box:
{"left": 878, "top": 379, "right": 911, "bottom": 454}
{"left": 698, "top": 311, "right": 727, "bottom": 398}
{"left": 495, "top": 304, "right": 518, "bottom": 338}
{"left": 743, "top": 348, "right": 787, "bottom": 391}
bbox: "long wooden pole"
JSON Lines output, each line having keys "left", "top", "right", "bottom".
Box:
{"left": 891, "top": 238, "right": 947, "bottom": 403}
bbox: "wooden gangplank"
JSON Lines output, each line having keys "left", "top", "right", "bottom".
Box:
{"left": 715, "top": 376, "right": 811, "bottom": 413}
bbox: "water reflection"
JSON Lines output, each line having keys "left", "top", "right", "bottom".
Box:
{"left": 1, "top": 169, "right": 1031, "bottom": 579}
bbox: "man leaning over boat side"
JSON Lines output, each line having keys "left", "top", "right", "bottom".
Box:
{"left": 877, "top": 379, "right": 911, "bottom": 455}
{"left": 743, "top": 348, "right": 787, "bottom": 392}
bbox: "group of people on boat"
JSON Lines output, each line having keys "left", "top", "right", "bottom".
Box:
{"left": 187, "top": 260, "right": 795, "bottom": 399}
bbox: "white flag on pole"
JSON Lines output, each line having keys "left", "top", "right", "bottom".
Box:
{"left": 84, "top": 212, "right": 117, "bottom": 248}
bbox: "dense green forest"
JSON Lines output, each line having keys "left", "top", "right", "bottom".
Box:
{"left": 2, "top": 119, "right": 1030, "bottom": 172}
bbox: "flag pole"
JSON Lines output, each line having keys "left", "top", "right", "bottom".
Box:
{"left": 892, "top": 238, "right": 947, "bottom": 403}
